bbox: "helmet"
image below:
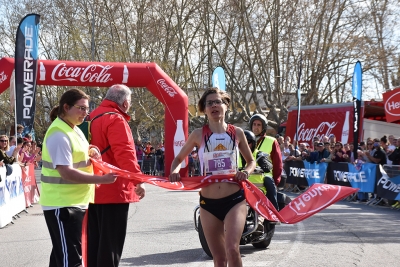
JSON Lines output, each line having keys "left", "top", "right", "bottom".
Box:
{"left": 243, "top": 130, "right": 256, "bottom": 152}
{"left": 249, "top": 114, "right": 268, "bottom": 131}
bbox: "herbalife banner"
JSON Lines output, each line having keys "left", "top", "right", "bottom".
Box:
{"left": 283, "top": 161, "right": 327, "bottom": 186}
{"left": 376, "top": 165, "right": 400, "bottom": 201}
{"left": 14, "top": 14, "right": 41, "bottom": 137}
{"left": 326, "top": 162, "right": 377, "bottom": 193}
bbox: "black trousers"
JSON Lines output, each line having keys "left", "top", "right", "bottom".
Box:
{"left": 87, "top": 203, "right": 129, "bottom": 267}
{"left": 43, "top": 207, "right": 85, "bottom": 267}
{"left": 263, "top": 176, "right": 279, "bottom": 211}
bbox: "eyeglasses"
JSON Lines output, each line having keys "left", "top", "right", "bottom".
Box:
{"left": 73, "top": 105, "right": 90, "bottom": 113}
{"left": 367, "top": 143, "right": 373, "bottom": 145}
{"left": 335, "top": 144, "right": 340, "bottom": 147}
{"left": 0, "top": 140, "right": 8, "bottom": 142}
{"left": 205, "top": 100, "right": 225, "bottom": 107}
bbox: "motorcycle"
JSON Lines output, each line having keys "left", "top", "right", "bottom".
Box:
{"left": 193, "top": 176, "right": 291, "bottom": 258}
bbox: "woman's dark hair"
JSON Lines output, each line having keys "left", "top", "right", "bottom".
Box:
{"left": 381, "top": 135, "right": 387, "bottom": 144}
{"left": 198, "top": 87, "right": 230, "bottom": 113}
{"left": 335, "top": 141, "right": 343, "bottom": 148}
{"left": 22, "top": 141, "right": 31, "bottom": 148}
{"left": 49, "top": 88, "right": 89, "bottom": 121}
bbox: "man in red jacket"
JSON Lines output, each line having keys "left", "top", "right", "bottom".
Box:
{"left": 87, "top": 84, "right": 145, "bottom": 267}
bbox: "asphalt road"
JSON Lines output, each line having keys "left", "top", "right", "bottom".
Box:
{"left": 0, "top": 170, "right": 399, "bottom": 267}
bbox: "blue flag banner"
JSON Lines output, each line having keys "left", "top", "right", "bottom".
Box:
{"left": 347, "top": 163, "right": 377, "bottom": 193}
{"left": 14, "top": 14, "right": 41, "bottom": 137}
{"left": 302, "top": 161, "right": 328, "bottom": 185}
{"left": 352, "top": 61, "right": 362, "bottom": 156}
{"left": 212, "top": 66, "right": 226, "bottom": 91}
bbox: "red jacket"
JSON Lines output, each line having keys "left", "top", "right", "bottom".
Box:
{"left": 89, "top": 99, "right": 141, "bottom": 203}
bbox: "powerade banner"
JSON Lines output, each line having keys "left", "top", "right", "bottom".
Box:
{"left": 352, "top": 61, "right": 362, "bottom": 156}
{"left": 326, "top": 162, "right": 377, "bottom": 193}
{"left": 303, "top": 161, "right": 328, "bottom": 185}
{"left": 14, "top": 14, "right": 40, "bottom": 137}
{"left": 284, "top": 161, "right": 327, "bottom": 186}
{"left": 376, "top": 165, "right": 400, "bottom": 200}
{"left": 326, "top": 163, "right": 351, "bottom": 187}
{"left": 212, "top": 66, "right": 226, "bottom": 91}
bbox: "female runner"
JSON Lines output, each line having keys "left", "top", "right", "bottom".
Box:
{"left": 169, "top": 87, "right": 255, "bottom": 267}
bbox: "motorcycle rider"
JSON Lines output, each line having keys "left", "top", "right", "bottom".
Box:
{"left": 249, "top": 114, "right": 282, "bottom": 211}
{"left": 240, "top": 130, "right": 279, "bottom": 211}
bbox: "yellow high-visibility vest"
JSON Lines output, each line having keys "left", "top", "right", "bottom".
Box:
{"left": 40, "top": 117, "right": 94, "bottom": 207}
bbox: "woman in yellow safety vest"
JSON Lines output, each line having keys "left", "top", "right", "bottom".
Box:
{"left": 40, "top": 88, "right": 117, "bottom": 267}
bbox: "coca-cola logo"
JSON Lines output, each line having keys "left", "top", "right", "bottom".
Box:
{"left": 297, "top": 122, "right": 337, "bottom": 142}
{"left": 384, "top": 90, "right": 400, "bottom": 116}
{"left": 0, "top": 71, "right": 7, "bottom": 84}
{"left": 157, "top": 79, "right": 178, "bottom": 97}
{"left": 174, "top": 140, "right": 185, "bottom": 147}
{"left": 51, "top": 63, "right": 113, "bottom": 83}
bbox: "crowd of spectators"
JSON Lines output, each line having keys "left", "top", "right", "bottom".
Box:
{"left": 135, "top": 140, "right": 165, "bottom": 175}
{"left": 276, "top": 133, "right": 400, "bottom": 209}
{"left": 0, "top": 124, "right": 42, "bottom": 171}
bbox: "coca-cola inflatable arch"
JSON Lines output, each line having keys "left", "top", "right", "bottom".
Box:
{"left": 0, "top": 57, "right": 188, "bottom": 176}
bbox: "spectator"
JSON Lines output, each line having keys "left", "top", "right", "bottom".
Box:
{"left": 388, "top": 135, "right": 396, "bottom": 150}
{"left": 343, "top": 143, "right": 355, "bottom": 163}
{"left": 362, "top": 138, "right": 387, "bottom": 165}
{"left": 19, "top": 141, "right": 40, "bottom": 166}
{"left": 5, "top": 136, "right": 16, "bottom": 157}
{"left": 329, "top": 134, "right": 336, "bottom": 145}
{"left": 359, "top": 141, "right": 366, "bottom": 151}
{"left": 155, "top": 147, "right": 164, "bottom": 174}
{"left": 145, "top": 141, "right": 152, "bottom": 155}
{"left": 0, "top": 135, "right": 21, "bottom": 165}
{"left": 380, "top": 135, "right": 392, "bottom": 165}
{"left": 321, "top": 135, "right": 329, "bottom": 143}
{"left": 331, "top": 142, "right": 347, "bottom": 163}
{"left": 24, "top": 133, "right": 33, "bottom": 141}
{"left": 136, "top": 142, "right": 144, "bottom": 167}
{"left": 314, "top": 142, "right": 330, "bottom": 163}
{"left": 312, "top": 141, "right": 318, "bottom": 151}
{"left": 281, "top": 140, "right": 290, "bottom": 161}
{"left": 285, "top": 144, "right": 300, "bottom": 162}
{"left": 293, "top": 143, "right": 309, "bottom": 161}
{"left": 277, "top": 135, "right": 285, "bottom": 152}
{"left": 16, "top": 124, "right": 24, "bottom": 138}
{"left": 87, "top": 84, "right": 146, "bottom": 267}
{"left": 388, "top": 138, "right": 400, "bottom": 165}
{"left": 39, "top": 88, "right": 116, "bottom": 267}
{"left": 147, "top": 147, "right": 156, "bottom": 158}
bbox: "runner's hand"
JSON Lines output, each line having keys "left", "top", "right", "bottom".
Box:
{"left": 101, "top": 173, "right": 118, "bottom": 184}
{"left": 135, "top": 183, "right": 146, "bottom": 199}
{"left": 169, "top": 172, "right": 181, "bottom": 182}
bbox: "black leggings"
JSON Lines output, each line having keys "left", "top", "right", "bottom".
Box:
{"left": 264, "top": 176, "right": 279, "bottom": 211}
